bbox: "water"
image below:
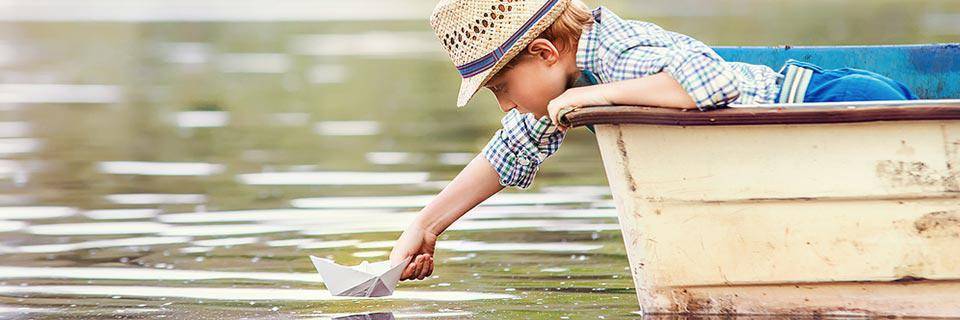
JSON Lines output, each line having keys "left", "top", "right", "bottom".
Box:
{"left": 0, "top": 0, "right": 957, "bottom": 319}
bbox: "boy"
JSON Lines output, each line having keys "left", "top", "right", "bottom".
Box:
{"left": 389, "top": 0, "right": 917, "bottom": 281}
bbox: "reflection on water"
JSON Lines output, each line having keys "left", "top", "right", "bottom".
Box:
{"left": 325, "top": 311, "right": 477, "bottom": 319}
{"left": 0, "top": 206, "right": 76, "bottom": 220}
{"left": 298, "top": 239, "right": 363, "bottom": 250}
{"left": 365, "top": 152, "right": 421, "bottom": 165}
{"left": 159, "top": 224, "right": 302, "bottom": 237}
{"left": 0, "top": 121, "right": 29, "bottom": 138}
{"left": 104, "top": 193, "right": 207, "bottom": 205}
{"left": 0, "top": 266, "right": 323, "bottom": 283}
{"left": 98, "top": 161, "right": 225, "bottom": 176}
{"left": 26, "top": 221, "right": 171, "bottom": 235}
{"left": 0, "top": 221, "right": 24, "bottom": 232}
{"left": 172, "top": 111, "right": 230, "bottom": 128}
{"left": 218, "top": 53, "right": 290, "bottom": 74}
{"left": 236, "top": 171, "right": 430, "bottom": 186}
{"left": 314, "top": 121, "right": 382, "bottom": 136}
{"left": 0, "top": 138, "right": 41, "bottom": 155}
{"left": 291, "top": 193, "right": 602, "bottom": 209}
{"left": 157, "top": 42, "right": 211, "bottom": 64}
{"left": 0, "top": 84, "right": 122, "bottom": 104}
{"left": 83, "top": 208, "right": 161, "bottom": 220}
{"left": 191, "top": 237, "right": 259, "bottom": 247}
{"left": 1, "top": 0, "right": 955, "bottom": 318}
{"left": 435, "top": 240, "right": 603, "bottom": 252}
{"left": 330, "top": 312, "right": 396, "bottom": 320}
{"left": 0, "top": 285, "right": 514, "bottom": 302}
{"left": 11, "top": 236, "right": 192, "bottom": 253}
{"left": 157, "top": 208, "right": 390, "bottom": 223}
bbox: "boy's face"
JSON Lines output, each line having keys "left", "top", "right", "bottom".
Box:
{"left": 483, "top": 39, "right": 575, "bottom": 119}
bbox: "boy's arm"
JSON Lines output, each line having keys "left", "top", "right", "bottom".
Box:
{"left": 551, "top": 16, "right": 747, "bottom": 124}
{"left": 546, "top": 72, "right": 698, "bottom": 126}
{"left": 392, "top": 110, "right": 564, "bottom": 280}
{"left": 416, "top": 153, "right": 504, "bottom": 236}
{"left": 390, "top": 153, "right": 504, "bottom": 280}
{"left": 600, "top": 72, "right": 698, "bottom": 109}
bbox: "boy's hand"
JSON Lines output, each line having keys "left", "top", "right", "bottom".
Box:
{"left": 390, "top": 225, "right": 438, "bottom": 281}
{"left": 547, "top": 85, "right": 611, "bottom": 129}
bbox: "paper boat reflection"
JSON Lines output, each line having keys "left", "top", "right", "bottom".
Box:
{"left": 332, "top": 312, "right": 395, "bottom": 320}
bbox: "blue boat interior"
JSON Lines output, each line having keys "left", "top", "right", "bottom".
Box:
{"left": 713, "top": 44, "right": 960, "bottom": 100}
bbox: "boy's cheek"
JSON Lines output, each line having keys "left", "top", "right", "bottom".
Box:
{"left": 521, "top": 88, "right": 559, "bottom": 118}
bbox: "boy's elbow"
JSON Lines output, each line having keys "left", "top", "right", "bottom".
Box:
{"left": 694, "top": 88, "right": 740, "bottom": 111}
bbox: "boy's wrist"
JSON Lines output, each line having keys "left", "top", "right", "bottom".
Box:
{"left": 569, "top": 83, "right": 618, "bottom": 106}
{"left": 412, "top": 214, "right": 443, "bottom": 237}
{"left": 595, "top": 82, "right": 619, "bottom": 106}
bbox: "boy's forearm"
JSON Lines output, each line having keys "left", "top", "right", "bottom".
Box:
{"left": 413, "top": 153, "right": 505, "bottom": 236}
{"left": 599, "top": 72, "right": 698, "bottom": 109}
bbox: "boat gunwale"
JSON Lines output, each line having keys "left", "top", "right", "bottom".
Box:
{"left": 559, "top": 99, "right": 960, "bottom": 127}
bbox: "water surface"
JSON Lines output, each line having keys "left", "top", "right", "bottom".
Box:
{"left": 0, "top": 0, "right": 957, "bottom": 318}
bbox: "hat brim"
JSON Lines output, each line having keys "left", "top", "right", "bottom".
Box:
{"left": 456, "top": 68, "right": 494, "bottom": 108}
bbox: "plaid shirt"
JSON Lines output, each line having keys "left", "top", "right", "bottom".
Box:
{"left": 482, "top": 109, "right": 563, "bottom": 189}
{"left": 482, "top": 6, "right": 783, "bottom": 189}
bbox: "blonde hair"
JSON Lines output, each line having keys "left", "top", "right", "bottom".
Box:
{"left": 500, "top": 0, "right": 593, "bottom": 71}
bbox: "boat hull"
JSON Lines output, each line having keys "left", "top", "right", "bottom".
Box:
{"left": 592, "top": 117, "right": 960, "bottom": 316}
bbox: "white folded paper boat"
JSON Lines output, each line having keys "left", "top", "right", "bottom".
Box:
{"left": 310, "top": 255, "right": 412, "bottom": 297}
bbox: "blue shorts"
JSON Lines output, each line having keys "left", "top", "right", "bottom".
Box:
{"left": 776, "top": 59, "right": 918, "bottom": 103}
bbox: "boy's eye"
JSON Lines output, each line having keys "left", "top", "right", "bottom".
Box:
{"left": 487, "top": 81, "right": 505, "bottom": 94}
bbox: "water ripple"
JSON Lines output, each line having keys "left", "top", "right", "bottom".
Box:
{"left": 12, "top": 236, "right": 191, "bottom": 253}
{"left": 236, "top": 171, "right": 429, "bottom": 186}
{"left": 98, "top": 161, "right": 224, "bottom": 176}
{"left": 26, "top": 222, "right": 170, "bottom": 235}
{"left": 291, "top": 193, "right": 601, "bottom": 209}
{"left": 0, "top": 206, "right": 77, "bottom": 220}
{"left": 0, "top": 285, "right": 515, "bottom": 302}
{"left": 0, "top": 266, "right": 321, "bottom": 283}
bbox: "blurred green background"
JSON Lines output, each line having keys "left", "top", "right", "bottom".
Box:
{"left": 0, "top": 0, "right": 957, "bottom": 318}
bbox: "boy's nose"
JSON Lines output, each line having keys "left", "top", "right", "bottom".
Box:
{"left": 495, "top": 94, "right": 517, "bottom": 113}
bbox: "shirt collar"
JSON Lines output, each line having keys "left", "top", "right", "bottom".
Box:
{"left": 575, "top": 6, "right": 606, "bottom": 74}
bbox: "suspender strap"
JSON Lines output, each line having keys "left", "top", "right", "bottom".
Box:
{"left": 777, "top": 64, "right": 815, "bottom": 104}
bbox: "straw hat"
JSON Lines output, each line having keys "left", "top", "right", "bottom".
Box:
{"left": 430, "top": 0, "right": 571, "bottom": 107}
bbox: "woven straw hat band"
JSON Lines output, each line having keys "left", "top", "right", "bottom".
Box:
{"left": 430, "top": 0, "right": 571, "bottom": 107}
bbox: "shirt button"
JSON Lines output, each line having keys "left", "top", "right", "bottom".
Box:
{"left": 517, "top": 157, "right": 531, "bottom": 166}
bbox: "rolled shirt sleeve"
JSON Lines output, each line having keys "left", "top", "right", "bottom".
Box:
{"left": 661, "top": 43, "right": 741, "bottom": 110}
{"left": 481, "top": 109, "right": 565, "bottom": 189}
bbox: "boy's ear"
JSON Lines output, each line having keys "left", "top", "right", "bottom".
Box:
{"left": 526, "top": 39, "right": 560, "bottom": 65}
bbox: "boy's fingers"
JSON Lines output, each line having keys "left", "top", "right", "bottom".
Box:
{"left": 402, "top": 255, "right": 421, "bottom": 280}
{"left": 416, "top": 255, "right": 429, "bottom": 279}
{"left": 415, "top": 257, "right": 428, "bottom": 280}
{"left": 399, "top": 261, "right": 409, "bottom": 280}
{"left": 419, "top": 255, "right": 433, "bottom": 279}
{"left": 410, "top": 260, "right": 421, "bottom": 280}
{"left": 425, "top": 256, "right": 434, "bottom": 278}
{"left": 401, "top": 264, "right": 412, "bottom": 280}
{"left": 425, "top": 257, "right": 434, "bottom": 277}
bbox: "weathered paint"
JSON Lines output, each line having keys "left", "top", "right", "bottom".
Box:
{"left": 713, "top": 44, "right": 960, "bottom": 99}
{"left": 593, "top": 113, "right": 960, "bottom": 315}
{"left": 653, "top": 280, "right": 960, "bottom": 317}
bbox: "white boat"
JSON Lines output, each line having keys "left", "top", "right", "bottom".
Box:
{"left": 560, "top": 99, "right": 960, "bottom": 316}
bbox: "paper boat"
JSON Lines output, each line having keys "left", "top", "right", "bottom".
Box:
{"left": 310, "top": 255, "right": 412, "bottom": 297}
